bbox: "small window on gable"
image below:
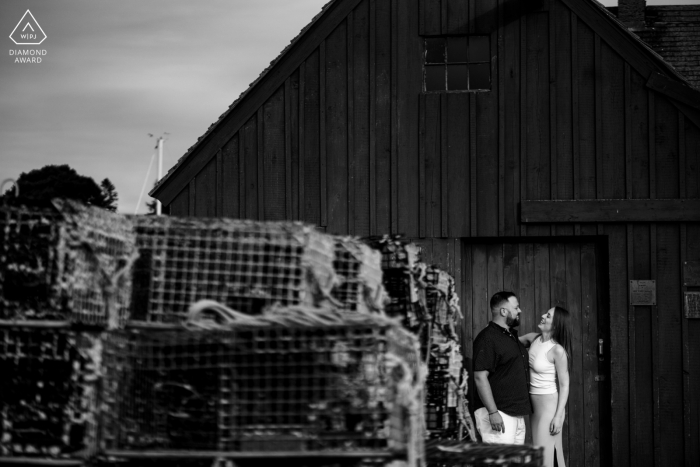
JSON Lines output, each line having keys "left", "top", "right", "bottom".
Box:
{"left": 424, "top": 35, "right": 491, "bottom": 92}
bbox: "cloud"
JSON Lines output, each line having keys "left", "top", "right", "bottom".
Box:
{"left": 0, "top": 0, "right": 329, "bottom": 213}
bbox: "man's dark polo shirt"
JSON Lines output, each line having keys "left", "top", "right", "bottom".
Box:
{"left": 473, "top": 321, "right": 532, "bottom": 416}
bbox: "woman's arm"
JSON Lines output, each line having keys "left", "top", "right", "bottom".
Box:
{"left": 550, "top": 345, "right": 570, "bottom": 435}
{"left": 518, "top": 332, "right": 539, "bottom": 347}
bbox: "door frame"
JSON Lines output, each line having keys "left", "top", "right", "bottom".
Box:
{"left": 457, "top": 235, "right": 612, "bottom": 466}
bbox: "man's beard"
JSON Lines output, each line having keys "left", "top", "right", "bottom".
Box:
{"left": 506, "top": 315, "right": 520, "bottom": 327}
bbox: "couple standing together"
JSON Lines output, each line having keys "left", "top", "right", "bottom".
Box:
{"left": 473, "top": 291, "right": 572, "bottom": 467}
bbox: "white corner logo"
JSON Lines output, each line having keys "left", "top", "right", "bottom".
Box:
{"left": 9, "top": 10, "right": 46, "bottom": 45}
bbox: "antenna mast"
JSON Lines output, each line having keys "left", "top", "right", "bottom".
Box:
{"left": 149, "top": 132, "right": 169, "bottom": 215}
{"left": 156, "top": 136, "right": 164, "bottom": 215}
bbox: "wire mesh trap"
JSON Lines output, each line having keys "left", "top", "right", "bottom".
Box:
{"left": 422, "top": 266, "right": 459, "bottom": 439}
{"left": 423, "top": 267, "right": 460, "bottom": 342}
{"left": 425, "top": 357, "right": 455, "bottom": 439}
{"left": 421, "top": 266, "right": 473, "bottom": 442}
{"left": 424, "top": 342, "right": 464, "bottom": 441}
{"left": 0, "top": 199, "right": 136, "bottom": 326}
{"left": 128, "top": 216, "right": 337, "bottom": 322}
{"left": 89, "top": 457, "right": 406, "bottom": 467}
{"left": 361, "top": 237, "right": 423, "bottom": 328}
{"left": 0, "top": 327, "right": 101, "bottom": 459}
{"left": 332, "top": 238, "right": 386, "bottom": 313}
{"left": 424, "top": 440, "right": 544, "bottom": 467}
{"left": 101, "top": 311, "right": 424, "bottom": 458}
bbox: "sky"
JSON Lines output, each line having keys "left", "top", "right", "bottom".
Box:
{"left": 0, "top": 0, "right": 330, "bottom": 213}
{"left": 0, "top": 0, "right": 698, "bottom": 214}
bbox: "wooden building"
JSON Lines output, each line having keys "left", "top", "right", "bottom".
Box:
{"left": 150, "top": 1, "right": 700, "bottom": 466}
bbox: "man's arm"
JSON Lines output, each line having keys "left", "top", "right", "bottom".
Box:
{"left": 474, "top": 370, "right": 505, "bottom": 433}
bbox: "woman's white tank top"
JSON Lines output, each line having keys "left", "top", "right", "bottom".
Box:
{"left": 529, "top": 336, "right": 558, "bottom": 395}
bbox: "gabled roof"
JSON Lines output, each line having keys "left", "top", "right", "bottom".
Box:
{"left": 152, "top": 0, "right": 700, "bottom": 201}
{"left": 633, "top": 6, "right": 700, "bottom": 88}
{"left": 150, "top": 0, "right": 339, "bottom": 197}
{"left": 578, "top": 0, "right": 690, "bottom": 84}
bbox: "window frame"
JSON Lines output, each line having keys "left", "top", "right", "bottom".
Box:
{"left": 422, "top": 34, "right": 492, "bottom": 93}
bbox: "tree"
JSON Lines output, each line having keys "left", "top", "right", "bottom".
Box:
{"left": 1, "top": 165, "right": 118, "bottom": 210}
{"left": 99, "top": 178, "right": 118, "bottom": 212}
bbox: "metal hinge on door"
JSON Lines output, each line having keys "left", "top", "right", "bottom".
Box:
{"left": 595, "top": 375, "right": 606, "bottom": 382}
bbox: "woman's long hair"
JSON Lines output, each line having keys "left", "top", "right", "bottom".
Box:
{"left": 551, "top": 306, "right": 573, "bottom": 371}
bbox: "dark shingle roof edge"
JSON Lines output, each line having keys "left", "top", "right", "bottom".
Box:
{"left": 597, "top": 0, "right": 694, "bottom": 85}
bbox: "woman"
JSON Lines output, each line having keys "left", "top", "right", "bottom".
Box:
{"left": 519, "top": 306, "right": 572, "bottom": 467}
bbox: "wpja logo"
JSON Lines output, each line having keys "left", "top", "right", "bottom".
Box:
{"left": 9, "top": 10, "right": 47, "bottom": 63}
{"left": 10, "top": 10, "right": 46, "bottom": 45}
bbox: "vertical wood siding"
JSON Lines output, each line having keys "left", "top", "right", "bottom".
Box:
{"left": 221, "top": 135, "right": 240, "bottom": 217}
{"left": 170, "top": 183, "right": 189, "bottom": 216}
{"left": 686, "top": 120, "right": 700, "bottom": 467}
{"left": 325, "top": 21, "right": 348, "bottom": 233}
{"left": 262, "top": 87, "right": 286, "bottom": 221}
{"left": 193, "top": 157, "right": 217, "bottom": 217}
{"left": 374, "top": 0, "right": 392, "bottom": 233}
{"left": 442, "top": 240, "right": 603, "bottom": 467}
{"left": 161, "top": 1, "right": 700, "bottom": 465}
{"left": 287, "top": 71, "right": 300, "bottom": 219}
{"left": 303, "top": 49, "right": 322, "bottom": 225}
{"left": 353, "top": 0, "right": 370, "bottom": 236}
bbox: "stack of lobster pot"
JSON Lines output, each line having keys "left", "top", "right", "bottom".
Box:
{"left": 127, "top": 215, "right": 338, "bottom": 322}
{"left": 0, "top": 199, "right": 136, "bottom": 461}
{"left": 419, "top": 265, "right": 475, "bottom": 443}
{"left": 331, "top": 236, "right": 387, "bottom": 313}
{"left": 362, "top": 235, "right": 425, "bottom": 329}
{"left": 113, "top": 216, "right": 421, "bottom": 466}
{"left": 0, "top": 205, "right": 424, "bottom": 465}
{"left": 101, "top": 307, "right": 424, "bottom": 466}
{"left": 129, "top": 214, "right": 389, "bottom": 321}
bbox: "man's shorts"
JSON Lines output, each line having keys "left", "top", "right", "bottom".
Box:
{"left": 474, "top": 407, "right": 526, "bottom": 444}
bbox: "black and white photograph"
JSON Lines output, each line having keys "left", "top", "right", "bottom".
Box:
{"left": 1, "top": 1, "right": 700, "bottom": 466}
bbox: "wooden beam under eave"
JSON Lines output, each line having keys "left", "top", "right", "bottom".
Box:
{"left": 521, "top": 199, "right": 700, "bottom": 223}
{"left": 646, "top": 72, "right": 700, "bottom": 111}
{"left": 671, "top": 100, "right": 700, "bottom": 131}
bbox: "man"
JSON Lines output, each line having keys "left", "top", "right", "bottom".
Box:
{"left": 473, "top": 291, "right": 532, "bottom": 444}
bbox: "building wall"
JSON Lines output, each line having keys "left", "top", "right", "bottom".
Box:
{"left": 159, "top": 1, "right": 700, "bottom": 465}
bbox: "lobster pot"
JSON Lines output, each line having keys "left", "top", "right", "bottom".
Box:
{"left": 424, "top": 267, "right": 450, "bottom": 321}
{"left": 0, "top": 327, "right": 101, "bottom": 458}
{"left": 363, "top": 236, "right": 420, "bottom": 271}
{"left": 0, "top": 199, "right": 136, "bottom": 326}
{"left": 424, "top": 266, "right": 461, "bottom": 342}
{"left": 129, "top": 216, "right": 337, "bottom": 322}
{"left": 421, "top": 266, "right": 473, "bottom": 442}
{"left": 363, "top": 237, "right": 423, "bottom": 327}
{"left": 101, "top": 320, "right": 423, "bottom": 457}
{"left": 332, "top": 237, "right": 386, "bottom": 313}
{"left": 425, "top": 440, "right": 544, "bottom": 467}
{"left": 425, "top": 342, "right": 463, "bottom": 440}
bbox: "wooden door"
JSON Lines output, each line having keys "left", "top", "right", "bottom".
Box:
{"left": 458, "top": 241, "right": 607, "bottom": 467}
